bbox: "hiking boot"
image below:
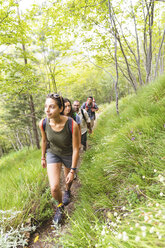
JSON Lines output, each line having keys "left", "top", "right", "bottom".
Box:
{"left": 53, "top": 203, "right": 64, "bottom": 224}
{"left": 63, "top": 190, "right": 71, "bottom": 206}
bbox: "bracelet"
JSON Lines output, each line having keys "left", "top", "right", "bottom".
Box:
{"left": 71, "top": 167, "right": 76, "bottom": 171}
{"left": 70, "top": 171, "right": 74, "bottom": 174}
{"left": 41, "top": 158, "right": 46, "bottom": 160}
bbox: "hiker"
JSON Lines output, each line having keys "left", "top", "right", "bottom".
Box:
{"left": 73, "top": 100, "right": 92, "bottom": 151}
{"left": 81, "top": 96, "right": 99, "bottom": 131}
{"left": 39, "top": 93, "right": 79, "bottom": 224}
{"left": 63, "top": 98, "right": 81, "bottom": 149}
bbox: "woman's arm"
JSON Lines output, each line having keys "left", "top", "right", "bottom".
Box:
{"left": 39, "top": 119, "right": 47, "bottom": 168}
{"left": 66, "top": 120, "right": 79, "bottom": 184}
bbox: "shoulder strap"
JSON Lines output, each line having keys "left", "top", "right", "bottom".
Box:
{"left": 42, "top": 118, "right": 47, "bottom": 131}
{"left": 68, "top": 117, "right": 73, "bottom": 135}
{"left": 81, "top": 108, "right": 86, "bottom": 122}
{"left": 85, "top": 102, "right": 88, "bottom": 110}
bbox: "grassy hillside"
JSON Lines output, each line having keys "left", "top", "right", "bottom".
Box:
{"left": 0, "top": 148, "right": 53, "bottom": 247}
{"left": 60, "top": 76, "right": 165, "bottom": 247}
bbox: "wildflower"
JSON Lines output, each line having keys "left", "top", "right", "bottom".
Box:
{"left": 142, "top": 176, "right": 145, "bottom": 179}
{"left": 135, "top": 236, "right": 140, "bottom": 242}
{"left": 123, "top": 231, "right": 129, "bottom": 241}
{"left": 149, "top": 227, "right": 155, "bottom": 233}
{"left": 163, "top": 215, "right": 165, "bottom": 219}
{"left": 122, "top": 206, "right": 126, "bottom": 211}
{"left": 144, "top": 215, "right": 149, "bottom": 222}
{"left": 117, "top": 233, "right": 122, "bottom": 239}
{"left": 158, "top": 175, "right": 164, "bottom": 182}
{"left": 142, "top": 232, "right": 146, "bottom": 237}
{"left": 135, "top": 223, "right": 139, "bottom": 227}
{"left": 156, "top": 203, "right": 159, "bottom": 207}
{"left": 154, "top": 169, "right": 157, "bottom": 173}
{"left": 147, "top": 202, "right": 152, "bottom": 207}
{"left": 141, "top": 226, "right": 146, "bottom": 231}
{"left": 130, "top": 227, "right": 133, "bottom": 231}
{"left": 158, "top": 235, "right": 162, "bottom": 239}
{"left": 34, "top": 235, "right": 39, "bottom": 243}
{"left": 101, "top": 229, "right": 106, "bottom": 236}
{"left": 114, "top": 212, "right": 118, "bottom": 217}
{"left": 139, "top": 132, "right": 142, "bottom": 135}
{"left": 131, "top": 137, "right": 135, "bottom": 141}
{"left": 160, "top": 192, "right": 163, "bottom": 196}
{"left": 136, "top": 185, "right": 139, "bottom": 188}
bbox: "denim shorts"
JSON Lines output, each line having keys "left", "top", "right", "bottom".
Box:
{"left": 46, "top": 151, "right": 72, "bottom": 168}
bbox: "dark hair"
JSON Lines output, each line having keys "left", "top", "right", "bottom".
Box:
{"left": 63, "top": 98, "right": 76, "bottom": 119}
{"left": 47, "top": 93, "right": 64, "bottom": 113}
{"left": 88, "top": 96, "right": 93, "bottom": 100}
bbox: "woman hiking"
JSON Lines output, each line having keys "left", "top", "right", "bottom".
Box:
{"left": 39, "top": 93, "right": 79, "bottom": 224}
{"left": 63, "top": 98, "right": 81, "bottom": 149}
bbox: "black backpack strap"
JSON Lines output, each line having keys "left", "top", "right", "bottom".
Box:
{"left": 81, "top": 108, "right": 86, "bottom": 123}
{"left": 42, "top": 118, "right": 47, "bottom": 131}
{"left": 68, "top": 117, "right": 73, "bottom": 135}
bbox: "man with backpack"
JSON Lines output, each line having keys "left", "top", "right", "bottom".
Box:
{"left": 81, "top": 96, "right": 99, "bottom": 131}
{"left": 73, "top": 100, "right": 91, "bottom": 151}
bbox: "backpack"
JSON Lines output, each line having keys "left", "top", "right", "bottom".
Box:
{"left": 85, "top": 101, "right": 96, "bottom": 120}
{"left": 42, "top": 117, "right": 73, "bottom": 135}
{"left": 81, "top": 108, "right": 86, "bottom": 123}
{"left": 85, "top": 101, "right": 95, "bottom": 110}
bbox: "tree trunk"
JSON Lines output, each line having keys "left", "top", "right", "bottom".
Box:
{"left": 154, "top": 26, "right": 165, "bottom": 79}
{"left": 27, "top": 126, "right": 34, "bottom": 148}
{"left": 108, "top": 0, "right": 119, "bottom": 114}
{"left": 29, "top": 94, "right": 40, "bottom": 149}
{"left": 9, "top": 138, "right": 18, "bottom": 151}
{"left": 17, "top": 4, "right": 40, "bottom": 149}
{"left": 143, "top": 0, "right": 155, "bottom": 83}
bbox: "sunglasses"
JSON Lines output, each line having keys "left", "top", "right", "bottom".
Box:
{"left": 47, "top": 93, "right": 63, "bottom": 105}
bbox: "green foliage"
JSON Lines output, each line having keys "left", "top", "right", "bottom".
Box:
{"left": 0, "top": 148, "right": 52, "bottom": 229}
{"left": 60, "top": 75, "right": 165, "bottom": 247}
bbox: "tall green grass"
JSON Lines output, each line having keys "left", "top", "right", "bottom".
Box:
{"left": 60, "top": 76, "right": 165, "bottom": 247}
{"left": 0, "top": 148, "right": 53, "bottom": 230}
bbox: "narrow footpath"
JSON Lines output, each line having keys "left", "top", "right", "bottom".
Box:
{"left": 28, "top": 152, "right": 83, "bottom": 248}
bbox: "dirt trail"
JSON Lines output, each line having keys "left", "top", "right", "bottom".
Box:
{"left": 28, "top": 152, "right": 83, "bottom": 248}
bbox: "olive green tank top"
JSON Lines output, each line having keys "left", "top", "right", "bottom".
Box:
{"left": 45, "top": 118, "right": 72, "bottom": 156}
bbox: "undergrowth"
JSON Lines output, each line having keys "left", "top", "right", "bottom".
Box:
{"left": 60, "top": 76, "right": 165, "bottom": 247}
{"left": 0, "top": 148, "right": 53, "bottom": 247}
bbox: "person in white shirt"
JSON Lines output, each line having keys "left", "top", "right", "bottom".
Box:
{"left": 73, "top": 100, "right": 92, "bottom": 151}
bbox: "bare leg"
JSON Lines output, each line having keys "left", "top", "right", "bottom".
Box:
{"left": 64, "top": 167, "right": 72, "bottom": 191}
{"left": 47, "top": 162, "right": 62, "bottom": 204}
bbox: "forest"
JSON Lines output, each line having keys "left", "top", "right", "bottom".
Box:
{"left": 0, "top": 0, "right": 165, "bottom": 247}
{"left": 0, "top": 0, "right": 164, "bottom": 156}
